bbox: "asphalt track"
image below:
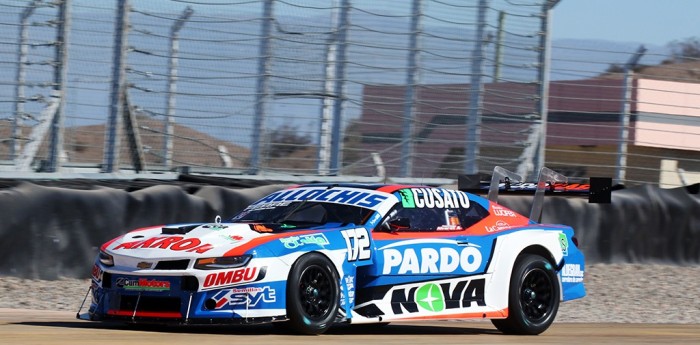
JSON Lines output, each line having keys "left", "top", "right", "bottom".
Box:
{"left": 1, "top": 309, "right": 698, "bottom": 345}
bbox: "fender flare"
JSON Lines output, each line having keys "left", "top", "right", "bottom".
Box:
{"left": 484, "top": 229, "right": 566, "bottom": 311}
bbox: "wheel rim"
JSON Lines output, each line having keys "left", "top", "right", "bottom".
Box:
{"left": 298, "top": 265, "right": 334, "bottom": 320}
{"left": 518, "top": 267, "right": 555, "bottom": 322}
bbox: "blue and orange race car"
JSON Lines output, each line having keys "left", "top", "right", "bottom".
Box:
{"left": 79, "top": 168, "right": 587, "bottom": 335}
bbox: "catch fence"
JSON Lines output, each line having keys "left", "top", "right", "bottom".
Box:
{"left": 0, "top": 0, "right": 698, "bottom": 187}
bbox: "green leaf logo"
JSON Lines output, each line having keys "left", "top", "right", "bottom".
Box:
{"left": 415, "top": 283, "right": 445, "bottom": 312}
{"left": 399, "top": 190, "right": 415, "bottom": 208}
{"left": 559, "top": 233, "right": 569, "bottom": 256}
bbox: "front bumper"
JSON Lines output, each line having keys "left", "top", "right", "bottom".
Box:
{"left": 78, "top": 272, "right": 287, "bottom": 325}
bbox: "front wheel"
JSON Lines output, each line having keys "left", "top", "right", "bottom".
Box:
{"left": 492, "top": 254, "right": 560, "bottom": 335}
{"left": 286, "top": 253, "right": 340, "bottom": 335}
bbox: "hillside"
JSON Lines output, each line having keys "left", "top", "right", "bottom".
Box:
{"left": 0, "top": 115, "right": 250, "bottom": 170}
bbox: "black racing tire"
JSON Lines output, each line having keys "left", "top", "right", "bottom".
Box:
{"left": 286, "top": 252, "right": 340, "bottom": 335}
{"left": 491, "top": 254, "right": 560, "bottom": 335}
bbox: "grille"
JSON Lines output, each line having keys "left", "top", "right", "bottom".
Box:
{"left": 118, "top": 295, "right": 181, "bottom": 313}
{"left": 155, "top": 259, "right": 190, "bottom": 270}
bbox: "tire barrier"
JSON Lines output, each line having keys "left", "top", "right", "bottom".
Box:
{"left": 0, "top": 181, "right": 288, "bottom": 279}
{"left": 498, "top": 184, "right": 700, "bottom": 265}
{"left": 0, "top": 180, "right": 697, "bottom": 279}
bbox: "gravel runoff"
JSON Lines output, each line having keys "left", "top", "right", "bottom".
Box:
{"left": 1, "top": 264, "right": 699, "bottom": 324}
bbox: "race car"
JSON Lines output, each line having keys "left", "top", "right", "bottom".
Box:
{"left": 78, "top": 169, "right": 587, "bottom": 335}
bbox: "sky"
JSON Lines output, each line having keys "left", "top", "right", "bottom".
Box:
{"left": 121, "top": 0, "right": 699, "bottom": 47}
{"left": 552, "top": 0, "right": 700, "bottom": 46}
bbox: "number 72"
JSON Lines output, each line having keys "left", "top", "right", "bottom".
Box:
{"left": 340, "top": 228, "right": 370, "bottom": 261}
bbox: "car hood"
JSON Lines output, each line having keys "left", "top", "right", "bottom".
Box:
{"left": 104, "top": 222, "right": 302, "bottom": 260}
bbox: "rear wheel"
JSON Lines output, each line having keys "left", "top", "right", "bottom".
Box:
{"left": 492, "top": 254, "right": 560, "bottom": 335}
{"left": 286, "top": 253, "right": 340, "bottom": 335}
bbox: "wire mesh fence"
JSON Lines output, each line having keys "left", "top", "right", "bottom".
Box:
{"left": 0, "top": 0, "right": 698, "bottom": 187}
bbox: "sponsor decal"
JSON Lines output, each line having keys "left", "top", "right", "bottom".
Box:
{"left": 113, "top": 236, "right": 213, "bottom": 254}
{"left": 367, "top": 212, "right": 382, "bottom": 227}
{"left": 91, "top": 264, "right": 103, "bottom": 282}
{"left": 391, "top": 278, "right": 486, "bottom": 314}
{"left": 211, "top": 286, "right": 276, "bottom": 309}
{"left": 220, "top": 234, "right": 244, "bottom": 243}
{"left": 415, "top": 283, "right": 445, "bottom": 312}
{"left": 436, "top": 225, "right": 462, "bottom": 231}
{"left": 382, "top": 245, "right": 483, "bottom": 275}
{"left": 559, "top": 233, "right": 569, "bottom": 256}
{"left": 341, "top": 228, "right": 371, "bottom": 261}
{"left": 398, "top": 190, "right": 415, "bottom": 208}
{"left": 279, "top": 233, "right": 330, "bottom": 249}
{"left": 491, "top": 205, "right": 517, "bottom": 217}
{"left": 342, "top": 275, "right": 356, "bottom": 306}
{"left": 245, "top": 200, "right": 292, "bottom": 211}
{"left": 561, "top": 263, "right": 584, "bottom": 283}
{"left": 250, "top": 188, "right": 389, "bottom": 210}
{"left": 485, "top": 220, "right": 511, "bottom": 233}
{"left": 115, "top": 277, "right": 171, "bottom": 291}
{"left": 202, "top": 266, "right": 267, "bottom": 290}
{"left": 407, "top": 188, "right": 470, "bottom": 209}
{"left": 204, "top": 224, "right": 228, "bottom": 230}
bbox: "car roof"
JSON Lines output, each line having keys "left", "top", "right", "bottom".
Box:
{"left": 297, "top": 183, "right": 431, "bottom": 194}
{"left": 295, "top": 182, "right": 493, "bottom": 213}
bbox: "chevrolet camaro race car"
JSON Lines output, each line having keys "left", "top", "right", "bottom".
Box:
{"left": 79, "top": 176, "right": 587, "bottom": 335}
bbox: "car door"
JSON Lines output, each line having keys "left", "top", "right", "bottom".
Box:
{"left": 368, "top": 187, "right": 492, "bottom": 280}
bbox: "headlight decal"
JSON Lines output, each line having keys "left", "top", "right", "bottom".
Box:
{"left": 194, "top": 255, "right": 252, "bottom": 270}
{"left": 98, "top": 251, "right": 114, "bottom": 267}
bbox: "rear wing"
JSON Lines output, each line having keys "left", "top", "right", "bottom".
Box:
{"left": 458, "top": 166, "right": 616, "bottom": 222}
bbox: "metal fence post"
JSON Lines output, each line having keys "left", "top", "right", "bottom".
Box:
{"left": 492, "top": 11, "right": 505, "bottom": 82}
{"left": 616, "top": 45, "right": 646, "bottom": 184}
{"left": 163, "top": 6, "right": 194, "bottom": 170}
{"left": 103, "top": 0, "right": 129, "bottom": 173}
{"left": 46, "top": 0, "right": 71, "bottom": 172}
{"left": 329, "top": 0, "right": 350, "bottom": 175}
{"left": 399, "top": 0, "right": 422, "bottom": 178}
{"left": 317, "top": 2, "right": 338, "bottom": 176}
{"left": 532, "top": 0, "right": 559, "bottom": 179}
{"left": 249, "top": 0, "right": 273, "bottom": 174}
{"left": 11, "top": 0, "right": 42, "bottom": 161}
{"left": 465, "top": 0, "right": 488, "bottom": 175}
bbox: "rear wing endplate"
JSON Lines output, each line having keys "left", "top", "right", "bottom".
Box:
{"left": 458, "top": 166, "right": 615, "bottom": 222}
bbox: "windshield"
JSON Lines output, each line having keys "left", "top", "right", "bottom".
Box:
{"left": 231, "top": 200, "right": 374, "bottom": 227}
